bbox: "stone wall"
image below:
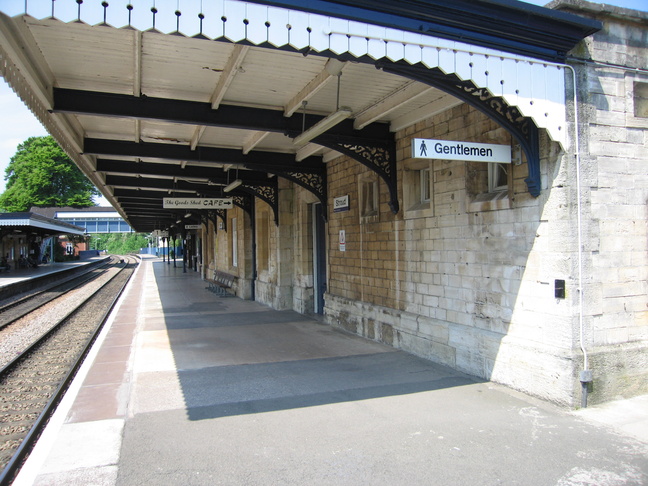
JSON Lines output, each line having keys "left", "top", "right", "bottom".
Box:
{"left": 552, "top": 1, "right": 648, "bottom": 402}
{"left": 255, "top": 179, "right": 296, "bottom": 309}
{"left": 199, "top": 1, "right": 647, "bottom": 408}
{"left": 322, "top": 3, "right": 648, "bottom": 407}
{"left": 290, "top": 186, "right": 319, "bottom": 315}
{"left": 205, "top": 205, "right": 253, "bottom": 299}
{"left": 323, "top": 102, "right": 589, "bottom": 405}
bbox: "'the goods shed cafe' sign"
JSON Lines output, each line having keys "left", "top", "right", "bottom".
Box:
{"left": 163, "top": 197, "right": 234, "bottom": 209}
{"left": 412, "top": 139, "right": 511, "bottom": 163}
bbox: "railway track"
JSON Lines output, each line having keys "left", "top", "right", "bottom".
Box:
{"left": 0, "top": 258, "right": 115, "bottom": 332}
{"left": 0, "top": 255, "right": 139, "bottom": 485}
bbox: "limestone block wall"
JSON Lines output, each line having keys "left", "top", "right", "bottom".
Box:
{"left": 322, "top": 4, "right": 648, "bottom": 407}
{"left": 290, "top": 186, "right": 320, "bottom": 315}
{"left": 555, "top": 2, "right": 648, "bottom": 401}
{"left": 255, "top": 180, "right": 295, "bottom": 309}
{"left": 200, "top": 2, "right": 647, "bottom": 407}
{"left": 205, "top": 205, "right": 253, "bottom": 299}
{"left": 323, "top": 102, "right": 590, "bottom": 406}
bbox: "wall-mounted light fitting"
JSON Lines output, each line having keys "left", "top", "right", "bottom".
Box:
{"left": 224, "top": 179, "right": 243, "bottom": 192}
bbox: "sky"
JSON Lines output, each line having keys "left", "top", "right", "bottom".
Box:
{"left": 0, "top": 0, "right": 645, "bottom": 205}
{"left": 0, "top": 82, "right": 110, "bottom": 206}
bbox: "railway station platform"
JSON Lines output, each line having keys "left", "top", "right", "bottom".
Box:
{"left": 0, "top": 256, "right": 109, "bottom": 293}
{"left": 13, "top": 255, "right": 648, "bottom": 485}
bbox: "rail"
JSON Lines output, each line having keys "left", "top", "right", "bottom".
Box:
{"left": 0, "top": 256, "right": 139, "bottom": 485}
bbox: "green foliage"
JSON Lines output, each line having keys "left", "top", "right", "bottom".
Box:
{"left": 0, "top": 136, "right": 99, "bottom": 211}
{"left": 52, "top": 241, "right": 69, "bottom": 262}
{"left": 94, "top": 232, "right": 148, "bottom": 255}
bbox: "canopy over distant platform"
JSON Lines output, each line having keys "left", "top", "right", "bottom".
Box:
{"left": 0, "top": 212, "right": 86, "bottom": 237}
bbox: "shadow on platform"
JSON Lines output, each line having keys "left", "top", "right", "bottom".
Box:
{"left": 151, "top": 261, "right": 479, "bottom": 422}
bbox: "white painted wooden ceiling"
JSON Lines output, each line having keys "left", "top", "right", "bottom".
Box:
{"left": 24, "top": 16, "right": 455, "bottom": 156}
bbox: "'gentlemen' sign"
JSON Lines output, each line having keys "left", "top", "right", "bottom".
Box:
{"left": 412, "top": 139, "right": 511, "bottom": 163}
{"left": 163, "top": 198, "right": 233, "bottom": 209}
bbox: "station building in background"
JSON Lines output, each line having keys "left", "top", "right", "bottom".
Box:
{"left": 0, "top": 211, "right": 86, "bottom": 267}
{"left": 30, "top": 206, "right": 132, "bottom": 234}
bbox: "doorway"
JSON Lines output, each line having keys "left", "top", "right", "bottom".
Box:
{"left": 312, "top": 203, "right": 326, "bottom": 314}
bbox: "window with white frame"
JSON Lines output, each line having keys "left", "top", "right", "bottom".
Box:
{"left": 231, "top": 217, "right": 238, "bottom": 267}
{"left": 257, "top": 212, "right": 269, "bottom": 273}
{"left": 488, "top": 163, "right": 509, "bottom": 193}
{"left": 467, "top": 158, "right": 512, "bottom": 213}
{"left": 420, "top": 167, "right": 431, "bottom": 202}
{"left": 359, "top": 177, "right": 378, "bottom": 222}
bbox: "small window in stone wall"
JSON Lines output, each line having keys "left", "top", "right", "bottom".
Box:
{"left": 635, "top": 82, "right": 648, "bottom": 118}
{"left": 467, "top": 159, "right": 513, "bottom": 212}
{"left": 359, "top": 176, "right": 379, "bottom": 223}
{"left": 488, "top": 163, "right": 508, "bottom": 192}
{"left": 257, "top": 212, "right": 269, "bottom": 272}
{"left": 420, "top": 168, "right": 431, "bottom": 202}
{"left": 231, "top": 217, "right": 238, "bottom": 267}
{"left": 403, "top": 160, "right": 433, "bottom": 217}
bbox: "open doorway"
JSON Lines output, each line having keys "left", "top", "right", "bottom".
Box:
{"left": 312, "top": 203, "right": 326, "bottom": 314}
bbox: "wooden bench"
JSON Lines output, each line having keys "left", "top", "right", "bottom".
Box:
{"left": 206, "top": 270, "right": 236, "bottom": 297}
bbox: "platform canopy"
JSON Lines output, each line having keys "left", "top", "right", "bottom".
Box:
{"left": 0, "top": 212, "right": 86, "bottom": 237}
{"left": 0, "top": 0, "right": 599, "bottom": 232}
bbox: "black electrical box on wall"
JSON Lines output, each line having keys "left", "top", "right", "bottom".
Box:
{"left": 555, "top": 279, "right": 566, "bottom": 299}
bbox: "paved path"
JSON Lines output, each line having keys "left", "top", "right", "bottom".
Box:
{"left": 16, "top": 257, "right": 648, "bottom": 485}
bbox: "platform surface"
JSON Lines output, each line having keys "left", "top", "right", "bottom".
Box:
{"left": 14, "top": 256, "right": 648, "bottom": 486}
{"left": 0, "top": 256, "right": 107, "bottom": 290}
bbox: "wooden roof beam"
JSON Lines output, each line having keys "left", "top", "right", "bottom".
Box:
{"left": 354, "top": 81, "right": 438, "bottom": 130}
{"left": 284, "top": 59, "right": 346, "bottom": 117}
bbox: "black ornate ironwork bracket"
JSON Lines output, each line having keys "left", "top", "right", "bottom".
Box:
{"left": 261, "top": 167, "right": 328, "bottom": 220}
{"left": 205, "top": 210, "right": 227, "bottom": 233}
{"left": 201, "top": 213, "right": 211, "bottom": 232}
{"left": 232, "top": 195, "right": 253, "bottom": 220}
{"left": 241, "top": 161, "right": 325, "bottom": 220}
{"left": 215, "top": 209, "right": 227, "bottom": 232}
{"left": 287, "top": 170, "right": 327, "bottom": 213}
{"left": 376, "top": 61, "right": 541, "bottom": 198}
{"left": 315, "top": 136, "right": 399, "bottom": 213}
{"left": 238, "top": 179, "right": 279, "bottom": 225}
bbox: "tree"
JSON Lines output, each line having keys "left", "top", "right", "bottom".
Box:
{"left": 0, "top": 136, "right": 99, "bottom": 211}
{"left": 99, "top": 232, "right": 148, "bottom": 255}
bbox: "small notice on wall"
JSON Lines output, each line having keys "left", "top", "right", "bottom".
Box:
{"left": 339, "top": 230, "right": 346, "bottom": 252}
{"left": 334, "top": 195, "right": 349, "bottom": 212}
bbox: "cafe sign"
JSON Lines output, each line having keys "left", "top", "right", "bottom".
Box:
{"left": 163, "top": 197, "right": 233, "bottom": 209}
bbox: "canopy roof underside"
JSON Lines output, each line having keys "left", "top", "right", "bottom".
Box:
{"left": 0, "top": 212, "right": 86, "bottom": 235}
{"left": 0, "top": 0, "right": 599, "bottom": 232}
